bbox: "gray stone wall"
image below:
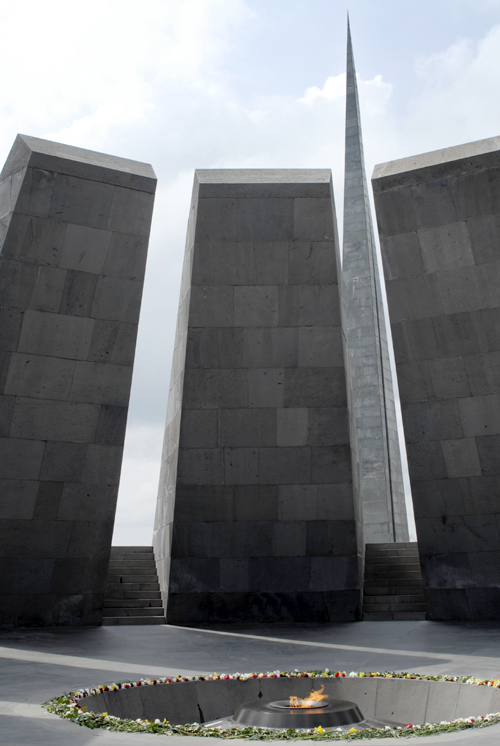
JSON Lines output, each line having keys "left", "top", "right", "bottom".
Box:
{"left": 0, "top": 135, "right": 156, "bottom": 626}
{"left": 154, "top": 169, "right": 363, "bottom": 624}
{"left": 372, "top": 136, "right": 500, "bottom": 619}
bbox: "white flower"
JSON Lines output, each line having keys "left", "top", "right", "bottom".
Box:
{"left": 154, "top": 719, "right": 161, "bottom": 724}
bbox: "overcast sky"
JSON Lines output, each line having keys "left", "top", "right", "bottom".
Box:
{"left": 2, "top": 0, "right": 500, "bottom": 544}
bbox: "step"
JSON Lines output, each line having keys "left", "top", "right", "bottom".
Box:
{"left": 363, "top": 611, "right": 426, "bottom": 621}
{"left": 107, "top": 565, "right": 157, "bottom": 574}
{"left": 363, "top": 602, "right": 427, "bottom": 613}
{"left": 106, "top": 582, "right": 160, "bottom": 593}
{"left": 110, "top": 546, "right": 154, "bottom": 554}
{"left": 104, "top": 598, "right": 163, "bottom": 609}
{"left": 364, "top": 563, "right": 421, "bottom": 573}
{"left": 364, "top": 581, "right": 424, "bottom": 596}
{"left": 103, "top": 607, "right": 162, "bottom": 617}
{"left": 107, "top": 574, "right": 158, "bottom": 584}
{"left": 102, "top": 616, "right": 165, "bottom": 626}
{"left": 366, "top": 543, "right": 418, "bottom": 551}
{"left": 105, "top": 589, "right": 162, "bottom": 600}
{"left": 365, "top": 555, "right": 420, "bottom": 567}
{"left": 363, "top": 594, "right": 425, "bottom": 605}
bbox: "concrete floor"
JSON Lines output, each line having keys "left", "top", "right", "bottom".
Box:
{"left": 2, "top": 621, "right": 500, "bottom": 744}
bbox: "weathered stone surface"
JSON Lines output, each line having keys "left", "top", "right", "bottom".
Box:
{"left": 0, "top": 135, "right": 156, "bottom": 626}
{"left": 153, "top": 169, "right": 363, "bottom": 623}
{"left": 373, "top": 134, "right": 500, "bottom": 620}
{"left": 342, "top": 25, "right": 409, "bottom": 543}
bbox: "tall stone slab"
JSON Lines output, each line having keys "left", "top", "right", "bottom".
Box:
{"left": 154, "top": 169, "right": 364, "bottom": 624}
{"left": 342, "top": 25, "right": 409, "bottom": 543}
{"left": 373, "top": 135, "right": 500, "bottom": 619}
{"left": 0, "top": 135, "right": 156, "bottom": 626}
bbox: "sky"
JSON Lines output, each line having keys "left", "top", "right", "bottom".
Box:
{"left": 1, "top": 0, "right": 500, "bottom": 543}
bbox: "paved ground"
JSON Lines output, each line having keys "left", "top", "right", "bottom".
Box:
{"left": 1, "top": 620, "right": 500, "bottom": 744}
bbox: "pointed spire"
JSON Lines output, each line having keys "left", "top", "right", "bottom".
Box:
{"left": 342, "top": 21, "right": 409, "bottom": 543}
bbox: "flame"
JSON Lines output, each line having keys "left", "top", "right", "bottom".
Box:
{"left": 289, "top": 685, "right": 328, "bottom": 708}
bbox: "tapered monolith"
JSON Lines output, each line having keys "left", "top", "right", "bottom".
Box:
{"left": 342, "top": 24, "right": 409, "bottom": 542}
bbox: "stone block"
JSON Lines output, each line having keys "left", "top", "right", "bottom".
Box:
{"left": 372, "top": 187, "right": 418, "bottom": 236}
{"left": 309, "top": 555, "right": 359, "bottom": 591}
{"left": 0, "top": 258, "right": 37, "bottom": 308}
{"left": 107, "top": 186, "right": 154, "bottom": 237}
{"left": 311, "top": 445, "right": 352, "bottom": 484}
{"left": 308, "top": 407, "right": 349, "bottom": 446}
{"left": 91, "top": 276, "right": 142, "bottom": 323}
{"left": 18, "top": 309, "right": 94, "bottom": 360}
{"left": 195, "top": 199, "right": 238, "bottom": 241}
{"left": 94, "top": 405, "right": 128, "bottom": 446}
{"left": 412, "top": 178, "right": 458, "bottom": 228}
{"left": 459, "top": 394, "right": 500, "bottom": 437}
{"left": 406, "top": 441, "right": 447, "bottom": 480}
{"left": 4, "top": 353, "right": 75, "bottom": 400}
{"left": 237, "top": 198, "right": 293, "bottom": 241}
{"left": 31, "top": 266, "right": 66, "bottom": 312}
{"left": 175, "top": 486, "right": 234, "bottom": 522}
{"left": 418, "top": 222, "right": 473, "bottom": 273}
{"left": 33, "top": 481, "right": 64, "bottom": 520}
{"left": 258, "top": 447, "right": 311, "bottom": 484}
{"left": 411, "top": 478, "right": 465, "bottom": 519}
{"left": 0, "top": 480, "right": 39, "bottom": 519}
{"left": 242, "top": 327, "right": 297, "bottom": 367}
{"left": 0, "top": 306, "right": 23, "bottom": 351}
{"left": 234, "top": 286, "right": 279, "bottom": 327}
{"left": 435, "top": 262, "right": 500, "bottom": 315}
{"left": 0, "top": 395, "right": 15, "bottom": 437}
{"left": 188, "top": 286, "right": 234, "bottom": 327}
{"left": 467, "top": 213, "right": 500, "bottom": 265}
{"left": 183, "top": 369, "right": 247, "bottom": 409}
{"left": 81, "top": 445, "right": 123, "bottom": 484}
{"left": 0, "top": 438, "right": 45, "bottom": 480}
{"left": 272, "top": 521, "right": 306, "bottom": 556}
{"left": 453, "top": 168, "right": 500, "bottom": 220}
{"left": 460, "top": 475, "right": 500, "bottom": 515}
{"left": 103, "top": 232, "right": 148, "bottom": 280}
{"left": 402, "top": 400, "right": 463, "bottom": 442}
{"left": 289, "top": 241, "right": 337, "bottom": 284}
{"left": 385, "top": 274, "right": 443, "bottom": 323}
{"left": 224, "top": 447, "right": 259, "bottom": 485}
{"left": 475, "top": 434, "right": 500, "bottom": 475}
{"left": 87, "top": 319, "right": 138, "bottom": 365}
{"left": 277, "top": 408, "right": 308, "bottom": 446}
{"left": 59, "top": 269, "right": 97, "bottom": 317}
{"left": 179, "top": 410, "right": 218, "bottom": 449}
{"left": 10, "top": 399, "right": 100, "bottom": 442}
{"left": 177, "top": 449, "right": 225, "bottom": 485}
{"left": 219, "top": 408, "right": 276, "bottom": 447}
{"left": 59, "top": 223, "right": 111, "bottom": 273}
{"left": 464, "top": 352, "right": 500, "bottom": 395}
{"left": 293, "top": 198, "right": 335, "bottom": 240}
{"left": 428, "top": 357, "right": 471, "bottom": 399}
{"left": 48, "top": 174, "right": 114, "bottom": 229}
{"left": 249, "top": 556, "right": 311, "bottom": 592}
{"left": 279, "top": 285, "right": 341, "bottom": 327}
{"left": 298, "top": 326, "right": 343, "bottom": 367}
{"left": 380, "top": 232, "right": 425, "bottom": 280}
{"left": 186, "top": 328, "right": 243, "bottom": 369}
{"left": 317, "top": 484, "right": 355, "bottom": 520}
{"left": 234, "top": 485, "right": 278, "bottom": 521}
{"left": 441, "top": 438, "right": 481, "bottom": 478}
{"left": 69, "top": 362, "right": 132, "bottom": 406}
{"left": 57, "top": 482, "right": 117, "bottom": 521}
{"left": 284, "top": 367, "right": 347, "bottom": 407}
{"left": 247, "top": 368, "right": 284, "bottom": 407}
{"left": 219, "top": 558, "right": 250, "bottom": 592}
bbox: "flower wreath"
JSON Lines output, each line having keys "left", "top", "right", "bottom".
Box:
{"left": 43, "top": 669, "right": 500, "bottom": 740}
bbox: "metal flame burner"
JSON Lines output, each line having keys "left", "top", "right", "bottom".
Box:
{"left": 233, "top": 698, "right": 364, "bottom": 730}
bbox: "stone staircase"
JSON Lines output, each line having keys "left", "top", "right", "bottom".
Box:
{"left": 103, "top": 546, "right": 165, "bottom": 625}
{"left": 363, "top": 542, "right": 426, "bottom": 621}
